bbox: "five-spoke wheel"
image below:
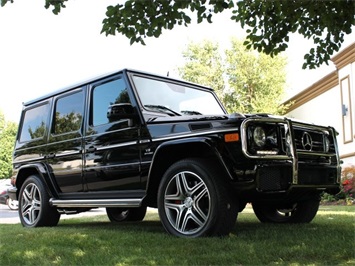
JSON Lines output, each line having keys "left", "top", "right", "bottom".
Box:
{"left": 18, "top": 175, "right": 60, "bottom": 227}
{"left": 158, "top": 159, "right": 238, "bottom": 237}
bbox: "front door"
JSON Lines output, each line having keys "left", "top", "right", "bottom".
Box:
{"left": 83, "top": 75, "right": 142, "bottom": 194}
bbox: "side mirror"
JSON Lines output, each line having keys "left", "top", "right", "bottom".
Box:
{"left": 107, "top": 103, "right": 136, "bottom": 124}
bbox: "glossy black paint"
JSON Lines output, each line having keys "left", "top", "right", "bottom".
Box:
{"left": 12, "top": 69, "right": 340, "bottom": 210}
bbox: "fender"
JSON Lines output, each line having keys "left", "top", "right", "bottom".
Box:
{"left": 146, "top": 136, "right": 234, "bottom": 193}
{"left": 14, "top": 163, "right": 60, "bottom": 199}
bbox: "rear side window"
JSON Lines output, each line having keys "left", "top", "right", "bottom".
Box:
{"left": 53, "top": 90, "right": 84, "bottom": 135}
{"left": 19, "top": 103, "right": 50, "bottom": 142}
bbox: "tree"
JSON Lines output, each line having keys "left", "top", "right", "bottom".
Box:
{"left": 2, "top": 0, "right": 353, "bottom": 69}
{"left": 178, "top": 38, "right": 289, "bottom": 115}
{"left": 0, "top": 110, "right": 17, "bottom": 179}
{"left": 178, "top": 40, "right": 225, "bottom": 99}
{"left": 224, "top": 38, "right": 288, "bottom": 114}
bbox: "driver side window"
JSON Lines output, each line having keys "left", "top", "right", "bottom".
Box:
{"left": 91, "top": 78, "right": 130, "bottom": 126}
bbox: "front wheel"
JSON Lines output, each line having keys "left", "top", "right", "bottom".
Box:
{"left": 18, "top": 175, "right": 60, "bottom": 227}
{"left": 158, "top": 159, "right": 238, "bottom": 238}
{"left": 252, "top": 199, "right": 320, "bottom": 223}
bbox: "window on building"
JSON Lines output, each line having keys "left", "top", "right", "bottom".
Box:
{"left": 340, "top": 76, "right": 353, "bottom": 144}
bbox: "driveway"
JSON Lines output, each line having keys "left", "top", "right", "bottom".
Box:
{"left": 0, "top": 204, "right": 107, "bottom": 224}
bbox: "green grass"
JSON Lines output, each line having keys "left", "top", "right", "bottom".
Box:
{"left": 1, "top": 205, "right": 354, "bottom": 266}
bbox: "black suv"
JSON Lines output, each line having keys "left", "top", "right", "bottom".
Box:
{"left": 10, "top": 69, "right": 341, "bottom": 237}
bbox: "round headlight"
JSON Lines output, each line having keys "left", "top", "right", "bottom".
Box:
{"left": 253, "top": 126, "right": 266, "bottom": 147}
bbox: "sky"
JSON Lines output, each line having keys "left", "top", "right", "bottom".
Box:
{"left": 0, "top": 0, "right": 354, "bottom": 123}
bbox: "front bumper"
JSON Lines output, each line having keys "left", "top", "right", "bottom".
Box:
{"left": 241, "top": 117, "right": 341, "bottom": 192}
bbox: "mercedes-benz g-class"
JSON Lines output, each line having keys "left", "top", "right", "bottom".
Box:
{"left": 9, "top": 69, "right": 341, "bottom": 237}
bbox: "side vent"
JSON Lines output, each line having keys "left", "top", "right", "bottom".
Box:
{"left": 189, "top": 123, "right": 212, "bottom": 131}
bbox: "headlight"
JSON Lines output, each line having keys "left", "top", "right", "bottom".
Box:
{"left": 253, "top": 127, "right": 266, "bottom": 147}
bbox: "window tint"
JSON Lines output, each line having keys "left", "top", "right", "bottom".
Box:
{"left": 53, "top": 90, "right": 84, "bottom": 135}
{"left": 92, "top": 78, "right": 130, "bottom": 126}
{"left": 19, "top": 103, "right": 50, "bottom": 142}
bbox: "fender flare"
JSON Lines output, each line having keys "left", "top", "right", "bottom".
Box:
{"left": 14, "top": 163, "right": 60, "bottom": 199}
{"left": 145, "top": 136, "right": 234, "bottom": 198}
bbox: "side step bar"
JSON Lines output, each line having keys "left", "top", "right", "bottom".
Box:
{"left": 50, "top": 198, "right": 143, "bottom": 208}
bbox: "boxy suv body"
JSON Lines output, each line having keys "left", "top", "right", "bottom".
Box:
{"left": 10, "top": 69, "right": 341, "bottom": 237}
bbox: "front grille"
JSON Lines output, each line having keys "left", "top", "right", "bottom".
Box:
{"left": 292, "top": 126, "right": 335, "bottom": 154}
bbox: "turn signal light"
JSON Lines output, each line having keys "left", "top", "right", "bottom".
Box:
{"left": 224, "top": 133, "right": 239, "bottom": 142}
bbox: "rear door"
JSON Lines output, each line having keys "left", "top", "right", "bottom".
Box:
{"left": 46, "top": 88, "right": 86, "bottom": 193}
{"left": 83, "top": 75, "right": 143, "bottom": 195}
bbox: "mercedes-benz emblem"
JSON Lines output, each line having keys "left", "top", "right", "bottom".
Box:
{"left": 302, "top": 132, "right": 313, "bottom": 151}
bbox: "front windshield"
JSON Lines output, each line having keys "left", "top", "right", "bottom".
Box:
{"left": 132, "top": 76, "right": 225, "bottom": 116}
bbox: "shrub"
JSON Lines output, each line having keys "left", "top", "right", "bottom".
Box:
{"left": 340, "top": 165, "right": 355, "bottom": 205}
{"left": 321, "top": 165, "right": 355, "bottom": 205}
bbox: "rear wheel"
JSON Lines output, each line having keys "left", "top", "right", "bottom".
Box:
{"left": 158, "top": 159, "right": 238, "bottom": 237}
{"left": 252, "top": 199, "right": 320, "bottom": 223}
{"left": 18, "top": 175, "right": 60, "bottom": 227}
{"left": 106, "top": 206, "right": 147, "bottom": 222}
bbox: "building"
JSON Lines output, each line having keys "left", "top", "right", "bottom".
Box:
{"left": 284, "top": 42, "right": 355, "bottom": 167}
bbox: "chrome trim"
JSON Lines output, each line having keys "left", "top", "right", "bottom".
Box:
{"left": 54, "top": 150, "right": 82, "bottom": 158}
{"left": 241, "top": 117, "right": 340, "bottom": 186}
{"left": 50, "top": 198, "right": 142, "bottom": 208}
{"left": 241, "top": 117, "right": 290, "bottom": 160}
{"left": 84, "top": 162, "right": 140, "bottom": 170}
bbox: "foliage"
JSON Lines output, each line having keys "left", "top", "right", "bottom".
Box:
{"left": 339, "top": 166, "right": 355, "bottom": 205}
{"left": 321, "top": 165, "right": 355, "bottom": 205}
{"left": 3, "top": 0, "right": 351, "bottom": 69}
{"left": 178, "top": 40, "right": 225, "bottom": 99}
{"left": 0, "top": 206, "right": 354, "bottom": 265}
{"left": 225, "top": 38, "right": 288, "bottom": 114}
{"left": 178, "top": 38, "right": 289, "bottom": 115}
{"left": 0, "top": 110, "right": 17, "bottom": 179}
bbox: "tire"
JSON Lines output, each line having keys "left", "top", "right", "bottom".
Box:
{"left": 252, "top": 199, "right": 320, "bottom": 223}
{"left": 7, "top": 198, "right": 18, "bottom": 210}
{"left": 18, "top": 175, "right": 61, "bottom": 227}
{"left": 157, "top": 159, "right": 238, "bottom": 238}
{"left": 106, "top": 206, "right": 147, "bottom": 222}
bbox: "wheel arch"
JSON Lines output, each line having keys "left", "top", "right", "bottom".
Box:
{"left": 14, "top": 163, "right": 59, "bottom": 199}
{"left": 144, "top": 137, "right": 232, "bottom": 207}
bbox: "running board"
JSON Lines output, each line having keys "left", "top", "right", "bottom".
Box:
{"left": 50, "top": 198, "right": 143, "bottom": 208}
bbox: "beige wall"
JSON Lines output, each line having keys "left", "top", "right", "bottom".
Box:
{"left": 284, "top": 43, "right": 355, "bottom": 166}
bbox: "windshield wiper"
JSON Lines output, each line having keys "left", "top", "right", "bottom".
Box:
{"left": 144, "top": 105, "right": 181, "bottom": 116}
{"left": 181, "top": 110, "right": 202, "bottom": 115}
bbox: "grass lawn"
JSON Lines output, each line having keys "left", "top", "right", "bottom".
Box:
{"left": 0, "top": 205, "right": 354, "bottom": 266}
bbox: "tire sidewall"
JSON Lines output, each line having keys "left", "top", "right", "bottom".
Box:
{"left": 158, "top": 159, "right": 221, "bottom": 237}
{"left": 18, "top": 175, "right": 59, "bottom": 227}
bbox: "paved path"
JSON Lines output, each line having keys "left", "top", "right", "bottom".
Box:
{"left": 0, "top": 204, "right": 107, "bottom": 224}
